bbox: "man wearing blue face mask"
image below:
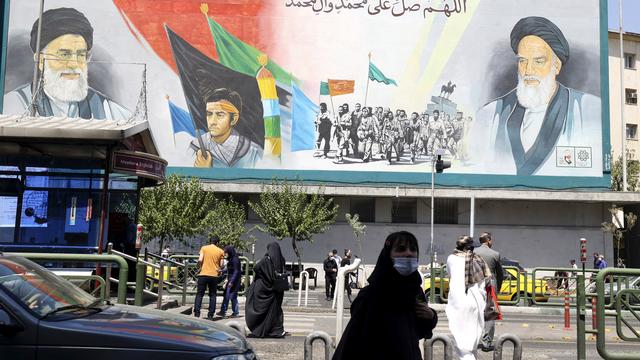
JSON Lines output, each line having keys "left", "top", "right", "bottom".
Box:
{"left": 333, "top": 231, "right": 438, "bottom": 360}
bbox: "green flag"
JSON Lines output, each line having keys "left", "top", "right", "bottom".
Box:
{"left": 205, "top": 16, "right": 295, "bottom": 85}
{"left": 320, "top": 81, "right": 329, "bottom": 96}
{"left": 368, "top": 61, "right": 397, "bottom": 86}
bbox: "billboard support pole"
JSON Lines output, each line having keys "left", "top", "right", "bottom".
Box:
{"left": 429, "top": 155, "right": 435, "bottom": 303}
{"left": 619, "top": 0, "right": 627, "bottom": 192}
{"left": 470, "top": 195, "right": 475, "bottom": 237}
{"left": 29, "top": 0, "right": 45, "bottom": 117}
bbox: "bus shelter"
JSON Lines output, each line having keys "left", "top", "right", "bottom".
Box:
{"left": 0, "top": 114, "right": 166, "bottom": 256}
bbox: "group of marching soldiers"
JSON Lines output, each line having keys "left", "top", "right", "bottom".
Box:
{"left": 315, "top": 102, "right": 472, "bottom": 165}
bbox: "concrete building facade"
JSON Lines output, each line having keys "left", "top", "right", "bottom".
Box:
{"left": 609, "top": 30, "right": 640, "bottom": 160}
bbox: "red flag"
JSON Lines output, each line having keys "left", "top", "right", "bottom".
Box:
{"left": 328, "top": 79, "right": 355, "bottom": 96}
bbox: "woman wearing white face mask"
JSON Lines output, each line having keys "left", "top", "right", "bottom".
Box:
{"left": 446, "top": 235, "right": 492, "bottom": 360}
{"left": 333, "top": 231, "right": 438, "bottom": 360}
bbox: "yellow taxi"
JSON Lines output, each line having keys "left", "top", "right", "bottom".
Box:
{"left": 423, "top": 266, "right": 549, "bottom": 304}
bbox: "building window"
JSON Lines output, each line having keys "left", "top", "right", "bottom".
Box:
{"left": 626, "top": 88, "right": 638, "bottom": 105}
{"left": 392, "top": 198, "right": 417, "bottom": 223}
{"left": 627, "top": 124, "right": 638, "bottom": 140}
{"left": 349, "top": 198, "right": 375, "bottom": 223}
{"left": 625, "top": 53, "right": 636, "bottom": 69}
{"left": 434, "top": 198, "right": 458, "bottom": 224}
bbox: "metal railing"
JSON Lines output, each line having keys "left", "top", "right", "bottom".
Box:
{"left": 424, "top": 334, "right": 454, "bottom": 360}
{"left": 298, "top": 270, "right": 310, "bottom": 307}
{"left": 493, "top": 334, "right": 523, "bottom": 360}
{"left": 333, "top": 257, "right": 362, "bottom": 343}
{"left": 303, "top": 331, "right": 334, "bottom": 360}
{"left": 588, "top": 267, "right": 640, "bottom": 360}
{"left": 10, "top": 252, "right": 129, "bottom": 304}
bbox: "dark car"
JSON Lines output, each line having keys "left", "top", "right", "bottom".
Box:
{"left": 0, "top": 254, "right": 256, "bottom": 360}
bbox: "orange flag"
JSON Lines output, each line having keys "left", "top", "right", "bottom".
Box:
{"left": 328, "top": 79, "right": 355, "bottom": 96}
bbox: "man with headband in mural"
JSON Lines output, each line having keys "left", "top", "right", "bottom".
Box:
{"left": 192, "top": 88, "right": 262, "bottom": 168}
{"left": 469, "top": 16, "right": 601, "bottom": 176}
{"left": 3, "top": 7, "right": 130, "bottom": 120}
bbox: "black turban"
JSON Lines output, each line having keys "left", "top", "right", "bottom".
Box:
{"left": 510, "top": 16, "right": 569, "bottom": 64}
{"left": 30, "top": 7, "right": 93, "bottom": 53}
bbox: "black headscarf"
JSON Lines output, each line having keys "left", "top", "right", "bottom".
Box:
{"left": 333, "top": 232, "right": 435, "bottom": 360}
{"left": 266, "top": 242, "right": 285, "bottom": 273}
{"left": 510, "top": 16, "right": 569, "bottom": 64}
{"left": 30, "top": 8, "right": 94, "bottom": 53}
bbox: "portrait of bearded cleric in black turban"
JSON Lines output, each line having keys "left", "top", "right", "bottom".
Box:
{"left": 467, "top": 16, "right": 601, "bottom": 177}
{"left": 3, "top": 7, "right": 130, "bottom": 120}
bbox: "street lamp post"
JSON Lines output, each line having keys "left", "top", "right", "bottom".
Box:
{"left": 429, "top": 149, "right": 450, "bottom": 303}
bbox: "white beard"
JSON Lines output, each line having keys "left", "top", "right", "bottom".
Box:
{"left": 42, "top": 64, "right": 88, "bottom": 103}
{"left": 516, "top": 68, "right": 557, "bottom": 110}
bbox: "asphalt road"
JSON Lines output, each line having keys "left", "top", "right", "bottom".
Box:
{"left": 218, "top": 311, "right": 640, "bottom": 360}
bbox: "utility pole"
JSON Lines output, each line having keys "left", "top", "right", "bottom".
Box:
{"left": 619, "top": 0, "right": 627, "bottom": 191}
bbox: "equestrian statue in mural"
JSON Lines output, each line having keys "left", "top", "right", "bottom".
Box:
{"left": 439, "top": 81, "right": 456, "bottom": 100}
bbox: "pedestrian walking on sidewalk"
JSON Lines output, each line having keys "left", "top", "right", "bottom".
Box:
{"left": 474, "top": 232, "right": 503, "bottom": 352}
{"left": 193, "top": 236, "right": 225, "bottom": 319}
{"left": 446, "top": 235, "right": 491, "bottom": 360}
{"left": 245, "top": 242, "right": 287, "bottom": 338}
{"left": 217, "top": 245, "right": 241, "bottom": 318}
{"left": 333, "top": 231, "right": 438, "bottom": 360}
{"left": 324, "top": 251, "right": 338, "bottom": 301}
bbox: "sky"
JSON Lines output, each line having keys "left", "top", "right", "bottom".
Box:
{"left": 609, "top": 0, "right": 640, "bottom": 33}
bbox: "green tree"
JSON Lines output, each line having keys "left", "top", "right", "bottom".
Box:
{"left": 345, "top": 213, "right": 366, "bottom": 262}
{"left": 202, "top": 196, "right": 255, "bottom": 251}
{"left": 611, "top": 155, "right": 640, "bottom": 191}
{"left": 249, "top": 181, "right": 339, "bottom": 264}
{"left": 601, "top": 205, "right": 637, "bottom": 266}
{"left": 138, "top": 174, "right": 216, "bottom": 251}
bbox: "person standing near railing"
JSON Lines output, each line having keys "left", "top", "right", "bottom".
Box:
{"left": 217, "top": 245, "right": 241, "bottom": 318}
{"left": 193, "top": 235, "right": 224, "bottom": 319}
{"left": 341, "top": 249, "right": 353, "bottom": 302}
{"left": 324, "top": 251, "right": 338, "bottom": 301}
{"left": 473, "top": 232, "right": 503, "bottom": 353}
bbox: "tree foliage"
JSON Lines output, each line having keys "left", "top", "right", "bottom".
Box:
{"left": 249, "top": 181, "right": 339, "bottom": 264}
{"left": 346, "top": 213, "right": 366, "bottom": 262}
{"left": 202, "top": 196, "right": 255, "bottom": 251}
{"left": 611, "top": 155, "right": 640, "bottom": 191}
{"left": 138, "top": 174, "right": 253, "bottom": 251}
{"left": 601, "top": 205, "right": 637, "bottom": 266}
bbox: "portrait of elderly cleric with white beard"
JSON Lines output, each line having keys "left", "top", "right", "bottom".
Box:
{"left": 3, "top": 7, "right": 130, "bottom": 120}
{"left": 468, "top": 16, "right": 601, "bottom": 176}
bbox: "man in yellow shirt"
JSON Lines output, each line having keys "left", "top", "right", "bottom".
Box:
{"left": 193, "top": 236, "right": 225, "bottom": 319}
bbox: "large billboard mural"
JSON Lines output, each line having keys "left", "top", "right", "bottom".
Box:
{"left": 0, "top": 0, "right": 610, "bottom": 188}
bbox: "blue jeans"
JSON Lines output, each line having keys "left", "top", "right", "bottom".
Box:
{"left": 220, "top": 284, "right": 239, "bottom": 315}
{"left": 194, "top": 276, "right": 219, "bottom": 317}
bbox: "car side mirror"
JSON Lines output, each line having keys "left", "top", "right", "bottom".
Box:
{"left": 0, "top": 309, "right": 22, "bottom": 336}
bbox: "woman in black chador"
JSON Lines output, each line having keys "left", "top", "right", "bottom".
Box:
{"left": 333, "top": 231, "right": 438, "bottom": 360}
{"left": 245, "top": 242, "right": 287, "bottom": 338}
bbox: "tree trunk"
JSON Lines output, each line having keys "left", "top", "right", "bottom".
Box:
{"left": 291, "top": 236, "right": 302, "bottom": 268}
{"left": 158, "top": 237, "right": 165, "bottom": 256}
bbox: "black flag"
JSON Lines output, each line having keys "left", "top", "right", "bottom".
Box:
{"left": 165, "top": 25, "right": 264, "bottom": 148}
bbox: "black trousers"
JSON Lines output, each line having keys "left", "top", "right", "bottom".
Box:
{"left": 325, "top": 275, "right": 336, "bottom": 299}
{"left": 317, "top": 130, "right": 331, "bottom": 156}
{"left": 194, "top": 275, "right": 220, "bottom": 317}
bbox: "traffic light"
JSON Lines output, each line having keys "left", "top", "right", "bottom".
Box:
{"left": 435, "top": 154, "right": 451, "bottom": 173}
{"left": 135, "top": 224, "right": 143, "bottom": 250}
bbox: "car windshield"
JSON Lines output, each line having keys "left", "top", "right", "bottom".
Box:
{"left": 0, "top": 256, "right": 98, "bottom": 317}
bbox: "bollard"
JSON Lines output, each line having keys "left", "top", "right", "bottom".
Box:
{"left": 303, "top": 331, "right": 334, "bottom": 360}
{"left": 424, "top": 334, "right": 454, "bottom": 360}
{"left": 157, "top": 260, "right": 165, "bottom": 309}
{"left": 226, "top": 321, "right": 247, "bottom": 337}
{"left": 135, "top": 261, "right": 145, "bottom": 306}
{"left": 298, "top": 270, "right": 310, "bottom": 307}
{"left": 564, "top": 293, "right": 570, "bottom": 329}
{"left": 493, "top": 334, "right": 523, "bottom": 360}
{"left": 591, "top": 296, "right": 597, "bottom": 330}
